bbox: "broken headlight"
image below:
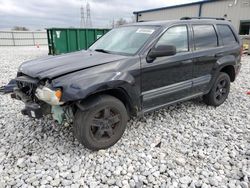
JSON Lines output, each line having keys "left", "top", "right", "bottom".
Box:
{"left": 35, "top": 86, "right": 64, "bottom": 106}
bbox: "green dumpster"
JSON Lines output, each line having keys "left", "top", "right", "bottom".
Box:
{"left": 47, "top": 28, "right": 110, "bottom": 55}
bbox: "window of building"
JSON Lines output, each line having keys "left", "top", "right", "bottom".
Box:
{"left": 193, "top": 25, "right": 218, "bottom": 50}
{"left": 239, "top": 21, "right": 250, "bottom": 35}
{"left": 217, "top": 24, "right": 237, "bottom": 45}
{"left": 156, "top": 25, "right": 188, "bottom": 52}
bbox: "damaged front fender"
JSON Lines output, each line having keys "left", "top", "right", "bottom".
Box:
{"left": 54, "top": 71, "right": 138, "bottom": 100}
{"left": 50, "top": 56, "right": 141, "bottom": 113}
{"left": 52, "top": 70, "right": 141, "bottom": 112}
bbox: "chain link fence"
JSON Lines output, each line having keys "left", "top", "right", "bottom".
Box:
{"left": 0, "top": 31, "right": 47, "bottom": 46}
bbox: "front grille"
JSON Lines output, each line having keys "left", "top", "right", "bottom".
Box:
{"left": 15, "top": 76, "right": 39, "bottom": 99}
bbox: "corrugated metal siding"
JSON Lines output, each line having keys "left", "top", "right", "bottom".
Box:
{"left": 201, "top": 0, "right": 250, "bottom": 31}
{"left": 138, "top": 5, "right": 200, "bottom": 21}
{"left": 137, "top": 0, "right": 250, "bottom": 33}
{"left": 0, "top": 31, "right": 47, "bottom": 46}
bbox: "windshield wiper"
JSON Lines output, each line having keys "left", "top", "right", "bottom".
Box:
{"left": 94, "top": 49, "right": 110, "bottom": 54}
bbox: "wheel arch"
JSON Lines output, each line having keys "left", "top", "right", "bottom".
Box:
{"left": 220, "top": 65, "right": 236, "bottom": 82}
{"left": 75, "top": 88, "right": 139, "bottom": 117}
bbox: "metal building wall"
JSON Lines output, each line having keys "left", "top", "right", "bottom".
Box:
{"left": 136, "top": 0, "right": 250, "bottom": 33}
{"left": 201, "top": 0, "right": 250, "bottom": 32}
{"left": 138, "top": 5, "right": 200, "bottom": 21}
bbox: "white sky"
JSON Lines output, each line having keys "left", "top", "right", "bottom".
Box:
{"left": 0, "top": 0, "right": 203, "bottom": 30}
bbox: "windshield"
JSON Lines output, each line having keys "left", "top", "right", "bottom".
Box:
{"left": 89, "top": 26, "right": 157, "bottom": 56}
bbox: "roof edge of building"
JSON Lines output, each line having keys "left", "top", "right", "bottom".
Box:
{"left": 133, "top": 0, "right": 218, "bottom": 14}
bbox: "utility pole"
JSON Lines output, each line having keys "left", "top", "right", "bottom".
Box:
{"left": 86, "top": 2, "right": 92, "bottom": 28}
{"left": 80, "top": 0, "right": 85, "bottom": 28}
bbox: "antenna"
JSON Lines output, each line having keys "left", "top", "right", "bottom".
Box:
{"left": 86, "top": 2, "right": 92, "bottom": 28}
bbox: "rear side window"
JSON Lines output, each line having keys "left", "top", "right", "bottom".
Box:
{"left": 193, "top": 25, "right": 218, "bottom": 50}
{"left": 217, "top": 24, "right": 237, "bottom": 45}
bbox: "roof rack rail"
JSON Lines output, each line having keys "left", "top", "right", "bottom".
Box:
{"left": 180, "top": 17, "right": 225, "bottom": 20}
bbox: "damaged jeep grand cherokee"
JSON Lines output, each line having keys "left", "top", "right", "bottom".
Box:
{"left": 8, "top": 18, "right": 241, "bottom": 150}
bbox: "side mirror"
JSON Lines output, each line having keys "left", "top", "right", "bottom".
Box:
{"left": 147, "top": 45, "right": 176, "bottom": 61}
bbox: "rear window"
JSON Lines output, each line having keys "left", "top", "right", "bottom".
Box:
{"left": 217, "top": 24, "right": 237, "bottom": 46}
{"left": 193, "top": 25, "right": 218, "bottom": 50}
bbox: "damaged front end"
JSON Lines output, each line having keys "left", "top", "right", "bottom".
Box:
{"left": 7, "top": 75, "right": 74, "bottom": 124}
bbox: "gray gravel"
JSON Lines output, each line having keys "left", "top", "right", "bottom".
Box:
{"left": 0, "top": 46, "right": 250, "bottom": 187}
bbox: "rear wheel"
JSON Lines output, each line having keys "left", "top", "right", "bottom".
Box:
{"left": 73, "top": 95, "right": 128, "bottom": 150}
{"left": 203, "top": 72, "right": 230, "bottom": 106}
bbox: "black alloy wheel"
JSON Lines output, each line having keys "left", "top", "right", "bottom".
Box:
{"left": 203, "top": 72, "right": 230, "bottom": 106}
{"left": 90, "top": 107, "right": 121, "bottom": 142}
{"left": 214, "top": 79, "right": 228, "bottom": 102}
{"left": 73, "top": 95, "right": 128, "bottom": 150}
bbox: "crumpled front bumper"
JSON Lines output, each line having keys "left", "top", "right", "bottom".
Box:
{"left": 11, "top": 88, "right": 51, "bottom": 119}
{"left": 21, "top": 102, "right": 44, "bottom": 119}
{"left": 0, "top": 79, "right": 17, "bottom": 94}
{"left": 11, "top": 88, "right": 72, "bottom": 124}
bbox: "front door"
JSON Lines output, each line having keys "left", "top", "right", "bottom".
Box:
{"left": 141, "top": 25, "right": 194, "bottom": 111}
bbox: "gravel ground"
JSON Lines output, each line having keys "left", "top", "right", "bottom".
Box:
{"left": 0, "top": 46, "right": 249, "bottom": 188}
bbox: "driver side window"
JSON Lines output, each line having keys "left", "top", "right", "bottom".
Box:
{"left": 156, "top": 25, "right": 189, "bottom": 53}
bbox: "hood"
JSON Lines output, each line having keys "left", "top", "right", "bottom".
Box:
{"left": 19, "top": 50, "right": 126, "bottom": 79}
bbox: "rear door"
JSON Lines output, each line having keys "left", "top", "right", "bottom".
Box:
{"left": 191, "top": 24, "right": 221, "bottom": 94}
{"left": 141, "top": 25, "right": 194, "bottom": 111}
{"left": 216, "top": 24, "right": 241, "bottom": 63}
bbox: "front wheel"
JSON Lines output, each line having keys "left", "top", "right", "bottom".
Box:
{"left": 203, "top": 72, "right": 231, "bottom": 106}
{"left": 73, "top": 95, "right": 128, "bottom": 150}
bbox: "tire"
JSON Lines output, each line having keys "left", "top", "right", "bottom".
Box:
{"left": 73, "top": 95, "right": 128, "bottom": 151}
{"left": 203, "top": 72, "right": 231, "bottom": 106}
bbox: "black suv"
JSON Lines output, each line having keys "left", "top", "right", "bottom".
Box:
{"left": 9, "top": 18, "right": 241, "bottom": 150}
